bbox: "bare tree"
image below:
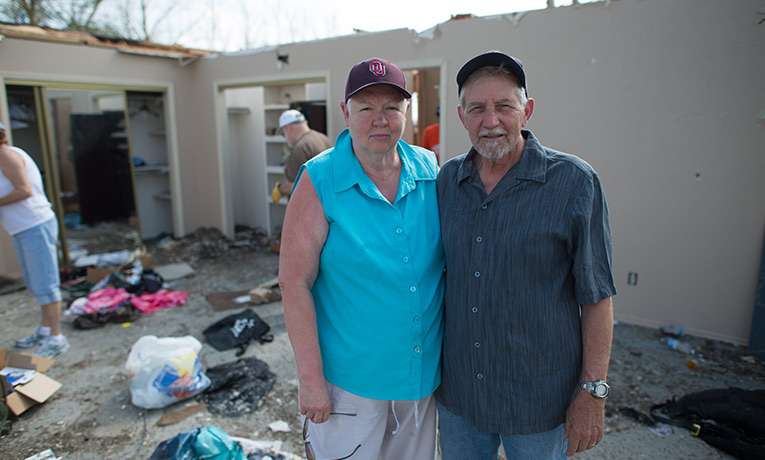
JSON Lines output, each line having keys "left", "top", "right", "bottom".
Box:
{"left": 0, "top": 0, "right": 115, "bottom": 34}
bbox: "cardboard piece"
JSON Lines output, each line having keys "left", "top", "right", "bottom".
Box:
{"left": 0, "top": 348, "right": 62, "bottom": 416}
{"left": 86, "top": 253, "right": 155, "bottom": 284}
{"left": 205, "top": 291, "right": 250, "bottom": 311}
{"left": 156, "top": 402, "right": 207, "bottom": 426}
{"left": 15, "top": 373, "right": 62, "bottom": 403}
{"left": 248, "top": 287, "right": 281, "bottom": 304}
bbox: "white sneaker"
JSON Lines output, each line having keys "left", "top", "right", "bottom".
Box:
{"left": 33, "top": 336, "right": 70, "bottom": 358}
{"left": 15, "top": 327, "right": 49, "bottom": 348}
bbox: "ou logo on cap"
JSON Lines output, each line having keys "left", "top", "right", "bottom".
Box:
{"left": 369, "top": 60, "right": 386, "bottom": 76}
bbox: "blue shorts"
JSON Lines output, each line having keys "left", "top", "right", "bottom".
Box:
{"left": 12, "top": 218, "right": 62, "bottom": 305}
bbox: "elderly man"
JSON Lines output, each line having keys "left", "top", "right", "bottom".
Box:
{"left": 279, "top": 57, "right": 444, "bottom": 459}
{"left": 271, "top": 109, "right": 333, "bottom": 201}
{"left": 436, "top": 51, "right": 617, "bottom": 459}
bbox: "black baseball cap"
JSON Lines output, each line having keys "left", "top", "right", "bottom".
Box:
{"left": 457, "top": 51, "right": 527, "bottom": 95}
{"left": 345, "top": 57, "right": 411, "bottom": 102}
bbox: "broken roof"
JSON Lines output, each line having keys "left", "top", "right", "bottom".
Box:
{"left": 0, "top": 23, "right": 214, "bottom": 61}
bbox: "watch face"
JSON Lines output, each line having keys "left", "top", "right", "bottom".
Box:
{"left": 595, "top": 383, "right": 608, "bottom": 397}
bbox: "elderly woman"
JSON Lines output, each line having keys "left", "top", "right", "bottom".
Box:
{"left": 0, "top": 120, "right": 68, "bottom": 358}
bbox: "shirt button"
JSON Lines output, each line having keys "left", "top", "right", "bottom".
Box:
{"left": 413, "top": 316, "right": 421, "bottom": 323}
{"left": 477, "top": 373, "right": 484, "bottom": 380}
{"left": 481, "top": 204, "right": 488, "bottom": 210}
{"left": 410, "top": 286, "right": 417, "bottom": 293}
{"left": 474, "top": 341, "right": 481, "bottom": 348}
{"left": 402, "top": 256, "right": 409, "bottom": 263}
{"left": 395, "top": 227, "right": 403, "bottom": 234}
{"left": 471, "top": 307, "right": 478, "bottom": 313}
{"left": 474, "top": 271, "right": 480, "bottom": 278}
{"left": 414, "top": 346, "right": 421, "bottom": 353}
{"left": 475, "top": 236, "right": 482, "bottom": 243}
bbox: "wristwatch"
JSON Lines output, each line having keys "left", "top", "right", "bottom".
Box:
{"left": 578, "top": 379, "right": 610, "bottom": 399}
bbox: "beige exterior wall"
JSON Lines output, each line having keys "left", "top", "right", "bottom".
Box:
{"left": 1, "top": 0, "right": 763, "bottom": 344}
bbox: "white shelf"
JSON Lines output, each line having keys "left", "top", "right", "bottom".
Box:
{"left": 134, "top": 164, "right": 169, "bottom": 175}
{"left": 228, "top": 107, "right": 251, "bottom": 115}
{"left": 267, "top": 196, "right": 289, "bottom": 206}
{"left": 264, "top": 104, "right": 290, "bottom": 111}
{"left": 266, "top": 166, "right": 284, "bottom": 174}
{"left": 265, "top": 135, "right": 287, "bottom": 143}
{"left": 153, "top": 192, "right": 172, "bottom": 201}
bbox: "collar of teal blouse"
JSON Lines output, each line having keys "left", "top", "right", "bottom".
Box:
{"left": 331, "top": 128, "right": 437, "bottom": 202}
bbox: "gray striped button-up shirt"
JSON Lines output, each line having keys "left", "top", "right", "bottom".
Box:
{"left": 435, "top": 130, "right": 616, "bottom": 435}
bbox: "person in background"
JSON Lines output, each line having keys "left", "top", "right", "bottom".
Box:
{"left": 271, "top": 109, "right": 333, "bottom": 203}
{"left": 279, "top": 57, "right": 444, "bottom": 459}
{"left": 419, "top": 105, "right": 440, "bottom": 163}
{"left": 436, "top": 51, "right": 616, "bottom": 459}
{"left": 0, "top": 120, "right": 69, "bottom": 358}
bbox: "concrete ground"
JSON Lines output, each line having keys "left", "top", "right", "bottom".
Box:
{"left": 1, "top": 236, "right": 764, "bottom": 459}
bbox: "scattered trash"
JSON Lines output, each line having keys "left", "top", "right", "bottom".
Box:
{"left": 246, "top": 449, "right": 293, "bottom": 460}
{"left": 23, "top": 450, "right": 61, "bottom": 460}
{"left": 664, "top": 337, "right": 694, "bottom": 354}
{"left": 268, "top": 420, "right": 291, "bottom": 433}
{"left": 206, "top": 291, "right": 253, "bottom": 311}
{"left": 629, "top": 348, "right": 643, "bottom": 356}
{"left": 201, "top": 357, "right": 275, "bottom": 417}
{"left": 651, "top": 387, "right": 765, "bottom": 459}
{"left": 154, "top": 263, "right": 195, "bottom": 281}
{"left": 651, "top": 426, "right": 674, "bottom": 437}
{"left": 148, "top": 426, "right": 244, "bottom": 460}
{"left": 230, "top": 437, "right": 303, "bottom": 460}
{"left": 661, "top": 324, "right": 684, "bottom": 338}
{"left": 126, "top": 335, "right": 211, "bottom": 409}
{"left": 619, "top": 407, "right": 656, "bottom": 426}
{"left": 686, "top": 359, "right": 701, "bottom": 370}
{"left": 741, "top": 356, "right": 757, "bottom": 364}
{"left": 605, "top": 426, "right": 630, "bottom": 434}
{"left": 248, "top": 286, "right": 281, "bottom": 305}
{"left": 203, "top": 309, "right": 273, "bottom": 356}
{"left": 157, "top": 403, "right": 208, "bottom": 426}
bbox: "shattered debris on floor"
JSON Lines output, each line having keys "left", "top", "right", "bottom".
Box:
{"left": 2, "top": 225, "right": 765, "bottom": 459}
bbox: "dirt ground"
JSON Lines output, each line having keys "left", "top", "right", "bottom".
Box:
{"left": 1, "top": 229, "right": 764, "bottom": 460}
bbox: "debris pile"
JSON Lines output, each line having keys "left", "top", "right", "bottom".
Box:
{"left": 150, "top": 226, "right": 270, "bottom": 266}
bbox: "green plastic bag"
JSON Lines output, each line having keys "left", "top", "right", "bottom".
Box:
{"left": 148, "top": 426, "right": 244, "bottom": 460}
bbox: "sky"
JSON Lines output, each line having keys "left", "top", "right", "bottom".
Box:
{"left": 147, "top": 0, "right": 587, "bottom": 52}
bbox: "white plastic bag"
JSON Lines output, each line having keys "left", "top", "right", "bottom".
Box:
{"left": 125, "top": 335, "right": 211, "bottom": 409}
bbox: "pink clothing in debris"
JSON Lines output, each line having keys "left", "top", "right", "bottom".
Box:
{"left": 131, "top": 289, "right": 189, "bottom": 313}
{"left": 72, "top": 287, "right": 189, "bottom": 315}
{"left": 84, "top": 287, "right": 133, "bottom": 314}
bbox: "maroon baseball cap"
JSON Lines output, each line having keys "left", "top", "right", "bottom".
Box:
{"left": 344, "top": 57, "right": 411, "bottom": 102}
{"left": 457, "top": 51, "right": 527, "bottom": 96}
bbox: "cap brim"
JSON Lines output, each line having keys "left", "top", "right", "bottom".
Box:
{"left": 346, "top": 82, "right": 412, "bottom": 101}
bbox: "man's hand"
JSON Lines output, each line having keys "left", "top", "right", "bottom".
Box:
{"left": 563, "top": 390, "right": 605, "bottom": 456}
{"left": 299, "top": 380, "right": 331, "bottom": 424}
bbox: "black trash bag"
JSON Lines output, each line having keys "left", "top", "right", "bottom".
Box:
{"left": 107, "top": 268, "right": 164, "bottom": 296}
{"left": 73, "top": 303, "right": 139, "bottom": 329}
{"left": 203, "top": 309, "right": 273, "bottom": 356}
{"left": 651, "top": 387, "right": 765, "bottom": 460}
{"left": 201, "top": 357, "right": 276, "bottom": 417}
{"left": 137, "top": 268, "right": 164, "bottom": 294}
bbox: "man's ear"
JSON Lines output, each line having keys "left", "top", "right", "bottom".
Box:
{"left": 523, "top": 98, "right": 535, "bottom": 127}
{"left": 457, "top": 105, "right": 468, "bottom": 130}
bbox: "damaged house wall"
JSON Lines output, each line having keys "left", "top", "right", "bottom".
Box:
{"left": 0, "top": 0, "right": 763, "bottom": 345}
